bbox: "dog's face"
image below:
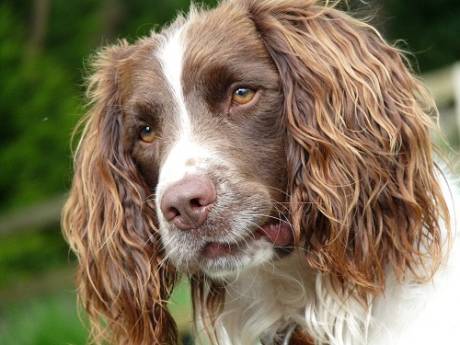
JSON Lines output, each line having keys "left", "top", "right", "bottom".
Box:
{"left": 124, "top": 10, "right": 292, "bottom": 278}
{"left": 63, "top": 1, "right": 446, "bottom": 343}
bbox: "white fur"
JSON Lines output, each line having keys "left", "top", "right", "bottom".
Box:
{"left": 155, "top": 18, "right": 221, "bottom": 226}
{"left": 366, "top": 170, "right": 460, "bottom": 345}
{"left": 154, "top": 18, "right": 250, "bottom": 270}
{"left": 155, "top": 11, "right": 460, "bottom": 345}
{"left": 155, "top": 21, "right": 194, "bottom": 197}
{"left": 215, "top": 171, "right": 460, "bottom": 345}
{"left": 216, "top": 251, "right": 315, "bottom": 345}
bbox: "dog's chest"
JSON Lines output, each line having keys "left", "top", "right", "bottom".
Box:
{"left": 219, "top": 252, "right": 314, "bottom": 344}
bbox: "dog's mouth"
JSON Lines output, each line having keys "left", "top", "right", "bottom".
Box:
{"left": 201, "top": 221, "right": 293, "bottom": 259}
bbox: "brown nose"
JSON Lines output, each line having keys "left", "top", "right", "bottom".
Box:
{"left": 160, "top": 175, "right": 216, "bottom": 230}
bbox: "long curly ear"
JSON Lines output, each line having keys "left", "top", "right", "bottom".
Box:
{"left": 247, "top": 0, "right": 449, "bottom": 295}
{"left": 62, "top": 41, "right": 178, "bottom": 345}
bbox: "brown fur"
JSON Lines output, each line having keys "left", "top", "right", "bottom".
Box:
{"left": 248, "top": 0, "right": 448, "bottom": 295}
{"left": 62, "top": 41, "right": 178, "bottom": 345}
{"left": 62, "top": 1, "right": 450, "bottom": 344}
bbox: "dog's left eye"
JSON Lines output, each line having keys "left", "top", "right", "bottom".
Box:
{"left": 232, "top": 87, "right": 256, "bottom": 105}
{"left": 139, "top": 126, "right": 157, "bottom": 143}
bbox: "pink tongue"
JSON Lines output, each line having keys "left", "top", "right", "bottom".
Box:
{"left": 258, "top": 222, "right": 293, "bottom": 247}
{"left": 203, "top": 223, "right": 294, "bottom": 258}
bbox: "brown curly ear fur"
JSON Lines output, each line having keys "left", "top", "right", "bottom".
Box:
{"left": 246, "top": 0, "right": 450, "bottom": 296}
{"left": 62, "top": 40, "right": 178, "bottom": 345}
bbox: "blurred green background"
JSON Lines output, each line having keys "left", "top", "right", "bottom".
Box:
{"left": 0, "top": 1, "right": 459, "bottom": 344}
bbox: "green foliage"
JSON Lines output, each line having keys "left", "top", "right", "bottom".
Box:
{"left": 383, "top": 0, "right": 460, "bottom": 72}
{"left": 0, "top": 227, "right": 71, "bottom": 288}
{"left": 0, "top": 4, "right": 81, "bottom": 211}
{"left": 0, "top": 291, "right": 88, "bottom": 345}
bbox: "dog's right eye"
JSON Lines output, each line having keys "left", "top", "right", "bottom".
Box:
{"left": 232, "top": 87, "right": 256, "bottom": 105}
{"left": 139, "top": 125, "right": 157, "bottom": 143}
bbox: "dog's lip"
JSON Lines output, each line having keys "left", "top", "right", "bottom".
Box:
{"left": 255, "top": 221, "right": 293, "bottom": 247}
{"left": 201, "top": 221, "right": 293, "bottom": 259}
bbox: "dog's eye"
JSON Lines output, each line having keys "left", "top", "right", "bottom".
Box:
{"left": 139, "top": 126, "right": 157, "bottom": 143}
{"left": 232, "top": 87, "right": 256, "bottom": 105}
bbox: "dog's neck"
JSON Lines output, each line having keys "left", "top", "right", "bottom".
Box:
{"left": 214, "top": 249, "right": 371, "bottom": 345}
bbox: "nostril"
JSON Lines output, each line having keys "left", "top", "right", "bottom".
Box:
{"left": 164, "top": 206, "right": 180, "bottom": 221}
{"left": 190, "top": 198, "right": 202, "bottom": 208}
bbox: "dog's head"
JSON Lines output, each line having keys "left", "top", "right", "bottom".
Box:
{"left": 62, "top": 0, "right": 447, "bottom": 343}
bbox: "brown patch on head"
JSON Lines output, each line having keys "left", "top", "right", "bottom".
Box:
{"left": 182, "top": 3, "right": 272, "bottom": 95}
{"left": 175, "top": 4, "right": 287, "bottom": 201}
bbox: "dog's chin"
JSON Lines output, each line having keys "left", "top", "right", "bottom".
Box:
{"left": 163, "top": 221, "right": 294, "bottom": 280}
{"left": 198, "top": 238, "right": 276, "bottom": 280}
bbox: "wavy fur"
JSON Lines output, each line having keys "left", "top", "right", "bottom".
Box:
{"left": 62, "top": 1, "right": 452, "bottom": 344}
{"left": 62, "top": 42, "right": 178, "bottom": 345}
{"left": 245, "top": 0, "right": 449, "bottom": 295}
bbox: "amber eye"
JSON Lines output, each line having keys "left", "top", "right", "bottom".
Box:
{"left": 232, "top": 87, "right": 256, "bottom": 105}
{"left": 139, "top": 126, "right": 157, "bottom": 143}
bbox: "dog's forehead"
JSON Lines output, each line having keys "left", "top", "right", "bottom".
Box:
{"left": 150, "top": 5, "right": 268, "bottom": 135}
{"left": 155, "top": 6, "right": 268, "bottom": 92}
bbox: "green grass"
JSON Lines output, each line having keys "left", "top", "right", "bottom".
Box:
{"left": 0, "top": 277, "right": 193, "bottom": 345}
{"left": 0, "top": 290, "right": 88, "bottom": 345}
{"left": 0, "top": 223, "right": 194, "bottom": 345}
{"left": 0, "top": 228, "right": 73, "bottom": 289}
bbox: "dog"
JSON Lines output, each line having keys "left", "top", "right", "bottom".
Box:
{"left": 62, "top": 0, "right": 460, "bottom": 344}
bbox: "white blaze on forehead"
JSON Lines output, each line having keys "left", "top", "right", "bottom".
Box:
{"left": 156, "top": 22, "right": 191, "bottom": 136}
{"left": 155, "top": 19, "right": 215, "bottom": 209}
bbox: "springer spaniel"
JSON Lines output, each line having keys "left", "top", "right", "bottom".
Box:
{"left": 62, "top": 1, "right": 460, "bottom": 344}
